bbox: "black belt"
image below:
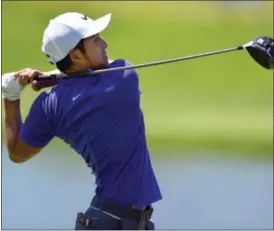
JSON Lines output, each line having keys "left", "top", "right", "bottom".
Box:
{"left": 91, "top": 195, "right": 153, "bottom": 223}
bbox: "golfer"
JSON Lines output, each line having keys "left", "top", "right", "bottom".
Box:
{"left": 2, "top": 12, "right": 162, "bottom": 230}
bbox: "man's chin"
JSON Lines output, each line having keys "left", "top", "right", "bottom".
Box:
{"left": 91, "top": 63, "right": 108, "bottom": 70}
{"left": 99, "top": 63, "right": 108, "bottom": 69}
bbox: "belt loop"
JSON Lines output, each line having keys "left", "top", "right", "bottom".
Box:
{"left": 137, "top": 206, "right": 153, "bottom": 230}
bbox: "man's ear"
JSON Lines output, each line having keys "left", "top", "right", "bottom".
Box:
{"left": 69, "top": 49, "right": 85, "bottom": 63}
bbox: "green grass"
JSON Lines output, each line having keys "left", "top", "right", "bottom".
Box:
{"left": 1, "top": 1, "right": 273, "bottom": 156}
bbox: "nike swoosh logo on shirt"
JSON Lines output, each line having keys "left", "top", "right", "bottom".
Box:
{"left": 72, "top": 94, "right": 81, "bottom": 101}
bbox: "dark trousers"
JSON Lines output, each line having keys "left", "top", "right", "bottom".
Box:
{"left": 75, "top": 195, "right": 155, "bottom": 230}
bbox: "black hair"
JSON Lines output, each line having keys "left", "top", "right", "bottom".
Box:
{"left": 46, "top": 39, "right": 85, "bottom": 73}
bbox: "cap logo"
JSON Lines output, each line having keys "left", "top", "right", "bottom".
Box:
{"left": 81, "top": 15, "right": 88, "bottom": 20}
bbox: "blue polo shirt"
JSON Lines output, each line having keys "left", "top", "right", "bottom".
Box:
{"left": 19, "top": 59, "right": 162, "bottom": 208}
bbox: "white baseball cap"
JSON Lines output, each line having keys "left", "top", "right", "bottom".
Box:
{"left": 42, "top": 12, "right": 112, "bottom": 63}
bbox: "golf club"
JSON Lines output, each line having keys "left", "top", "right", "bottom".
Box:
{"left": 33, "top": 36, "right": 274, "bottom": 89}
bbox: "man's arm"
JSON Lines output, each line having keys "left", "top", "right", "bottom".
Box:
{"left": 4, "top": 99, "right": 42, "bottom": 163}
{"left": 2, "top": 68, "right": 54, "bottom": 163}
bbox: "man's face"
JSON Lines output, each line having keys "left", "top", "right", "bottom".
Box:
{"left": 69, "top": 34, "right": 109, "bottom": 71}
{"left": 83, "top": 34, "right": 109, "bottom": 69}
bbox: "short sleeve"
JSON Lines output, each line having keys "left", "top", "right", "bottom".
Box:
{"left": 123, "top": 60, "right": 137, "bottom": 78}
{"left": 123, "top": 60, "right": 142, "bottom": 95}
{"left": 19, "top": 92, "right": 55, "bottom": 148}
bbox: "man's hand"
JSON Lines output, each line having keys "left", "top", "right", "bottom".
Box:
{"left": 2, "top": 68, "right": 42, "bottom": 101}
{"left": 14, "top": 68, "right": 44, "bottom": 92}
{"left": 14, "top": 68, "right": 42, "bottom": 85}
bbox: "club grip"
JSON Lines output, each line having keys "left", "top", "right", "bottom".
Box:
{"left": 32, "top": 75, "right": 59, "bottom": 91}
{"left": 35, "top": 74, "right": 53, "bottom": 79}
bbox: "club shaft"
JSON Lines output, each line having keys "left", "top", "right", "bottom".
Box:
{"left": 37, "top": 46, "right": 243, "bottom": 80}
{"left": 92, "top": 46, "right": 243, "bottom": 74}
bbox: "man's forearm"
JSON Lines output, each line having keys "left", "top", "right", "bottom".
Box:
{"left": 4, "top": 99, "right": 22, "bottom": 156}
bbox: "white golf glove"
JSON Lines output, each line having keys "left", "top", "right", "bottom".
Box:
{"left": 1, "top": 72, "right": 24, "bottom": 101}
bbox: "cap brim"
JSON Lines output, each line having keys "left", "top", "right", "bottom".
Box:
{"left": 83, "top": 13, "right": 112, "bottom": 38}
